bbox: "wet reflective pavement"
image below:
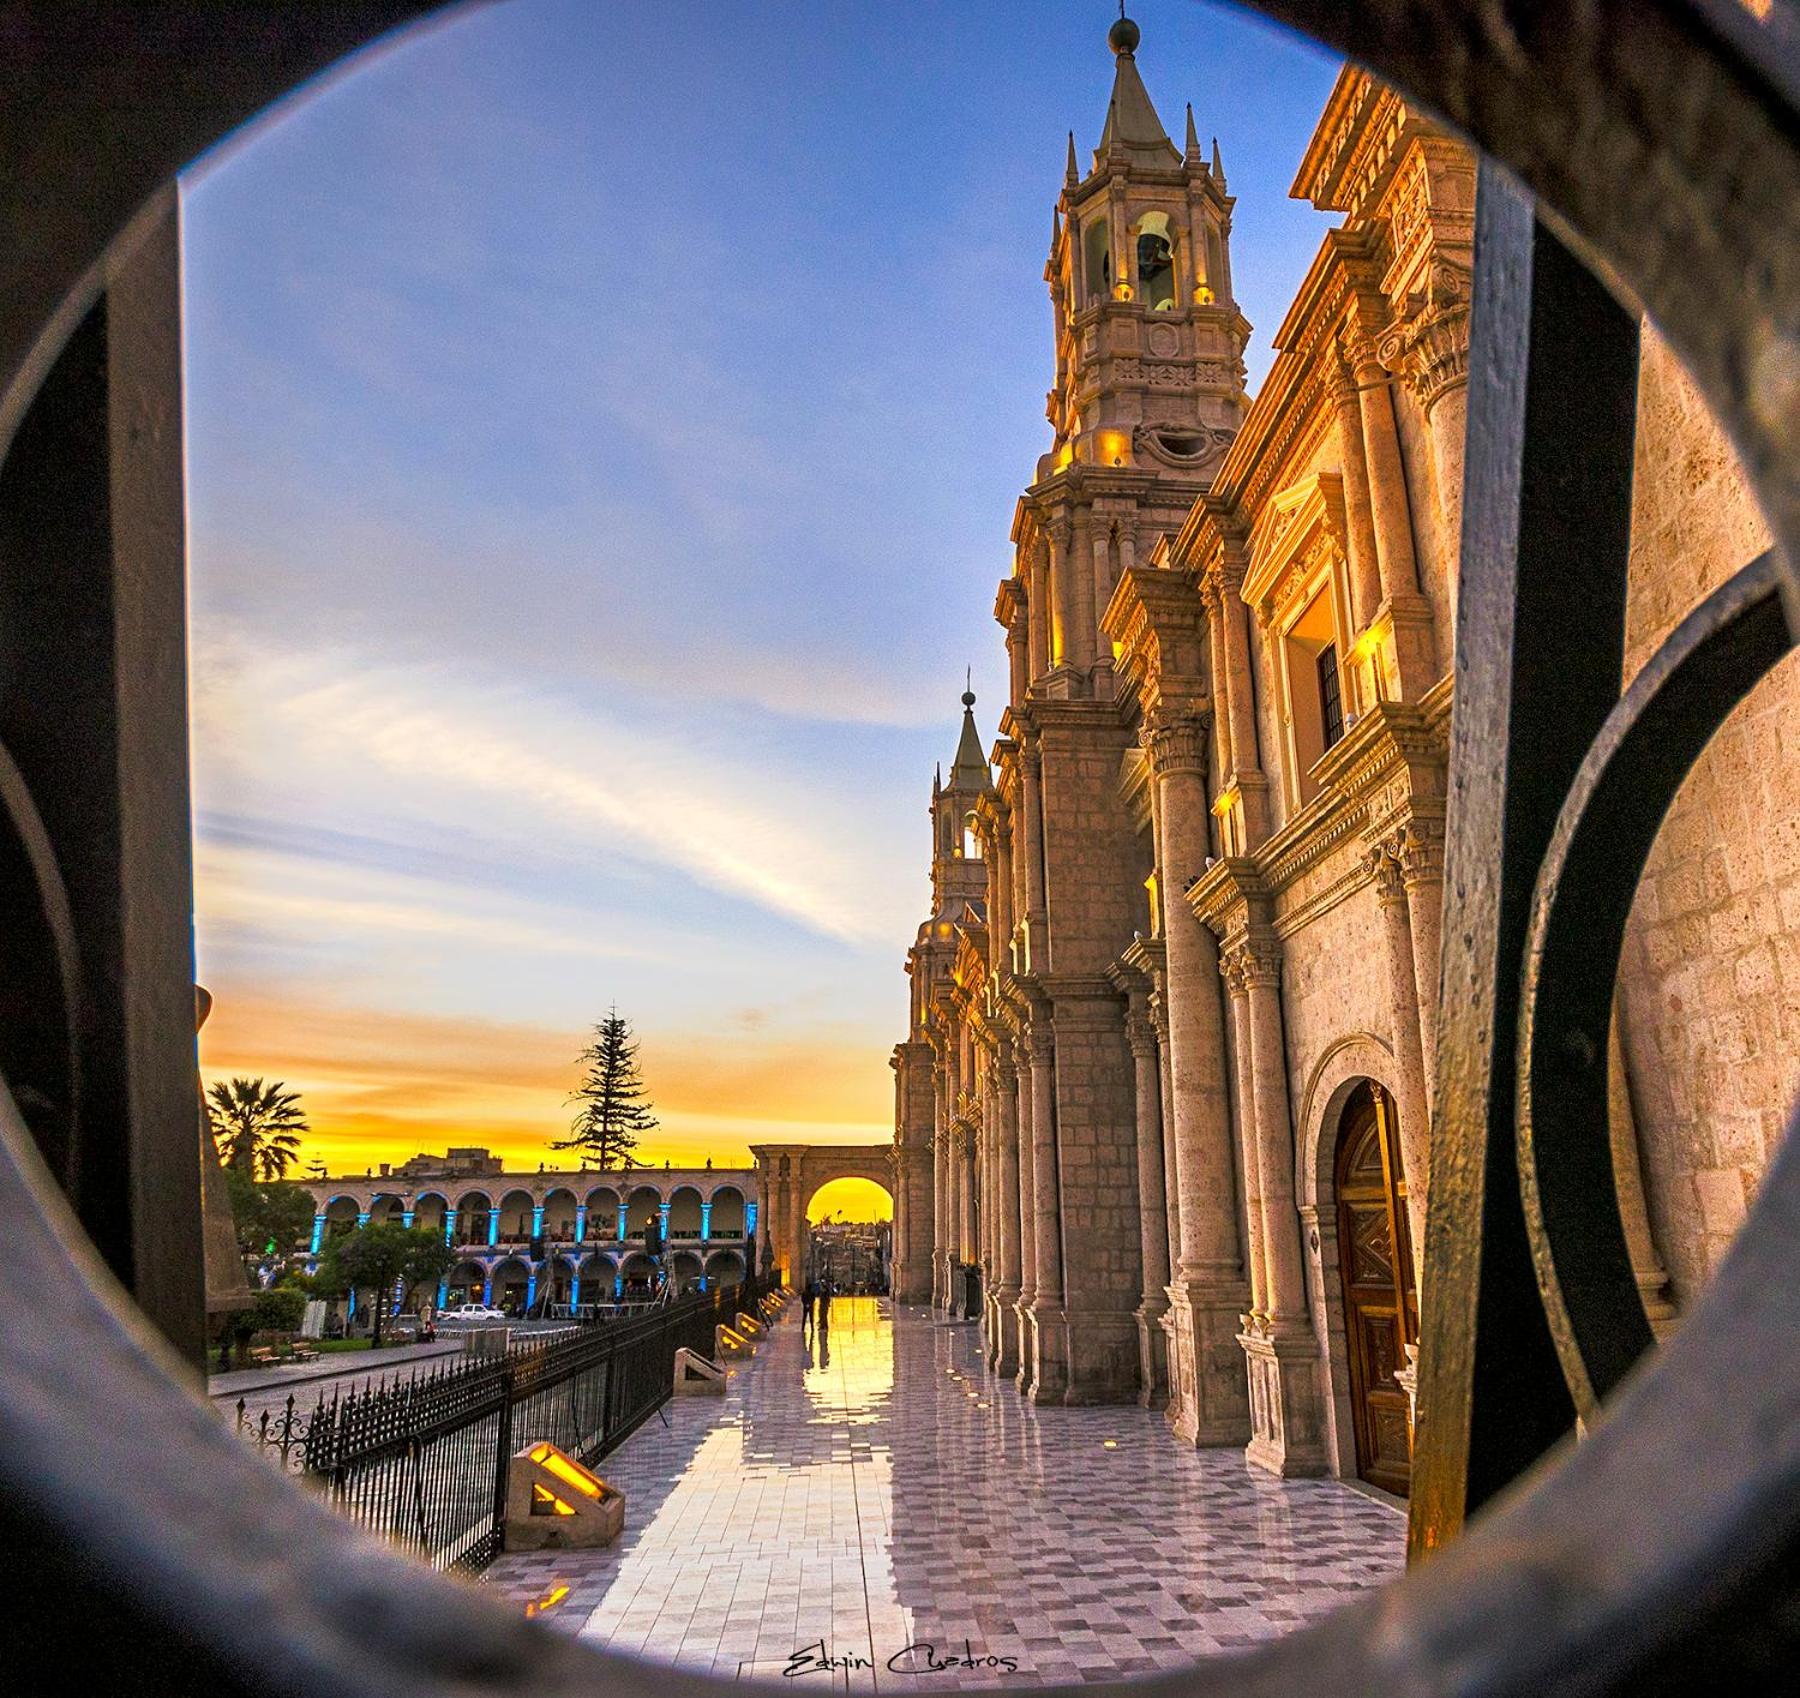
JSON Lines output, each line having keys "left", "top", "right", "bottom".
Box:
{"left": 484, "top": 1297, "right": 1403, "bottom": 1686}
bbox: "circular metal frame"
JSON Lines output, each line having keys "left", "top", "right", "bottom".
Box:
{"left": 2, "top": 1, "right": 1798, "bottom": 1693}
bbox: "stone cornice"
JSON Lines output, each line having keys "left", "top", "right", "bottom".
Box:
{"left": 1185, "top": 854, "right": 1266, "bottom": 936}
{"left": 1104, "top": 564, "right": 1213, "bottom": 726}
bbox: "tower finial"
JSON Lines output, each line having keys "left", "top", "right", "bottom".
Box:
{"left": 1108, "top": 9, "right": 1140, "bottom": 56}
{"left": 1185, "top": 102, "right": 1202, "bottom": 163}
{"left": 963, "top": 667, "right": 975, "bottom": 709}
{"left": 1066, "top": 129, "right": 1079, "bottom": 185}
{"left": 1212, "top": 135, "right": 1226, "bottom": 187}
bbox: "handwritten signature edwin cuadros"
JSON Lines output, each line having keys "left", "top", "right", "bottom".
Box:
{"left": 782, "top": 1639, "right": 1021, "bottom": 1677}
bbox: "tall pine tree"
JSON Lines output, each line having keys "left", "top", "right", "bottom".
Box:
{"left": 554, "top": 1008, "right": 657, "bottom": 1169}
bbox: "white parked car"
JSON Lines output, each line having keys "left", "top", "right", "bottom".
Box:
{"left": 439, "top": 1304, "right": 508, "bottom": 1325}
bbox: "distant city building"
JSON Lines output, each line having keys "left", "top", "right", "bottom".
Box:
{"left": 393, "top": 1146, "right": 505, "bottom": 1179}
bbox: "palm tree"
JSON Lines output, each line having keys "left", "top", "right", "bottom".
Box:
{"left": 207, "top": 1077, "right": 309, "bottom": 1181}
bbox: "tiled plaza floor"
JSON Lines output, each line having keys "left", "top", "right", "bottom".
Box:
{"left": 483, "top": 1297, "right": 1404, "bottom": 1686}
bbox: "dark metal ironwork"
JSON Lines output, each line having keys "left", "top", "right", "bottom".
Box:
{"left": 1, "top": 2, "right": 1798, "bottom": 1695}
{"left": 1409, "top": 166, "right": 1644, "bottom": 1554}
{"left": 235, "top": 1287, "right": 758, "bottom": 1572}
{"left": 1518, "top": 550, "right": 1796, "bottom": 1417}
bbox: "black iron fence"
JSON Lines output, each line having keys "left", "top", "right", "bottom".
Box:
{"left": 236, "top": 1276, "right": 770, "bottom": 1572}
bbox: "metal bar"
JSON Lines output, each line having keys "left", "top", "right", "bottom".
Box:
{"left": 1410, "top": 162, "right": 1642, "bottom": 1560}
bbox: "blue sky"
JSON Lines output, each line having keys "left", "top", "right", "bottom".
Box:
{"left": 180, "top": 0, "right": 1340, "bottom": 1173}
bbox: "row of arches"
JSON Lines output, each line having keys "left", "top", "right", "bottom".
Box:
{"left": 314, "top": 1183, "right": 750, "bottom": 1247}
{"left": 439, "top": 1247, "right": 747, "bottom": 1309}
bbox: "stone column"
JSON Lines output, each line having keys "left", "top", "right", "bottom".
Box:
{"left": 1150, "top": 994, "right": 1184, "bottom": 1311}
{"left": 1028, "top": 539, "right": 1052, "bottom": 682}
{"left": 1400, "top": 822, "right": 1445, "bottom": 1100}
{"left": 1222, "top": 959, "right": 1267, "bottom": 1321}
{"left": 1377, "top": 271, "right": 1471, "bottom": 579}
{"left": 1347, "top": 310, "right": 1434, "bottom": 698}
{"left": 1348, "top": 323, "right": 1419, "bottom": 608}
{"left": 1005, "top": 593, "right": 1030, "bottom": 707}
{"left": 1215, "top": 556, "right": 1271, "bottom": 847}
{"left": 992, "top": 1050, "right": 1023, "bottom": 1376}
{"left": 932, "top": 1069, "right": 952, "bottom": 1308}
{"left": 1013, "top": 1033, "right": 1039, "bottom": 1389}
{"left": 1426, "top": 378, "right": 1468, "bottom": 573}
{"left": 1090, "top": 515, "right": 1116, "bottom": 682}
{"left": 1240, "top": 942, "right": 1306, "bottom": 1325}
{"left": 1332, "top": 356, "right": 1385, "bottom": 637}
{"left": 958, "top": 1122, "right": 978, "bottom": 1274}
{"left": 1234, "top": 936, "right": 1328, "bottom": 1476}
{"left": 1127, "top": 1006, "right": 1172, "bottom": 1409}
{"left": 1371, "top": 845, "right": 1432, "bottom": 1272}
{"left": 1025, "top": 1019, "right": 1068, "bottom": 1402}
{"left": 1143, "top": 708, "right": 1250, "bottom": 1445}
{"left": 1048, "top": 515, "right": 1081, "bottom": 676}
{"left": 1020, "top": 740, "right": 1049, "bottom": 975}
{"left": 788, "top": 1165, "right": 805, "bottom": 1291}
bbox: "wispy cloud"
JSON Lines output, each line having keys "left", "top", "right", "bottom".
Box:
{"left": 191, "top": 624, "right": 918, "bottom": 947}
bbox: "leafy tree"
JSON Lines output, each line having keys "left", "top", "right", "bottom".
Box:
{"left": 314, "top": 1222, "right": 454, "bottom": 1347}
{"left": 552, "top": 1008, "right": 658, "bottom": 1170}
{"left": 207, "top": 1076, "right": 309, "bottom": 1180}
{"left": 224, "top": 1166, "right": 317, "bottom": 1269}
{"left": 216, "top": 1284, "right": 309, "bottom": 1370}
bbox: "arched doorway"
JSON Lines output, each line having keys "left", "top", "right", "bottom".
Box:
{"left": 1334, "top": 1081, "right": 1418, "bottom": 1496}
{"left": 804, "top": 1176, "right": 894, "bottom": 1294}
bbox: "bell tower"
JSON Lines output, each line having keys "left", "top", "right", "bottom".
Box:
{"left": 1025, "top": 11, "right": 1250, "bottom": 698}
{"left": 930, "top": 688, "right": 995, "bottom": 921}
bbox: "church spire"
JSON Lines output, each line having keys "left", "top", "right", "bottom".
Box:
{"left": 946, "top": 686, "right": 992, "bottom": 794}
{"left": 1096, "top": 12, "right": 1180, "bottom": 168}
{"left": 1066, "top": 130, "right": 1080, "bottom": 187}
{"left": 1185, "top": 102, "right": 1202, "bottom": 165}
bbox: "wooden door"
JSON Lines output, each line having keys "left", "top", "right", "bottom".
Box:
{"left": 1335, "top": 1082, "right": 1419, "bottom": 1495}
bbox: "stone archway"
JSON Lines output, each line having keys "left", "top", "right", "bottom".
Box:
{"left": 750, "top": 1142, "right": 894, "bottom": 1288}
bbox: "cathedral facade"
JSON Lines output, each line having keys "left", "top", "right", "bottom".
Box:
{"left": 893, "top": 20, "right": 1794, "bottom": 1493}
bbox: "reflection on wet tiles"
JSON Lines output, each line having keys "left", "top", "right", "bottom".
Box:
{"left": 485, "top": 1297, "right": 1404, "bottom": 1685}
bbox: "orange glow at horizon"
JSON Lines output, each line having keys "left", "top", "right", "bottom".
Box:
{"left": 198, "top": 992, "right": 892, "bottom": 1177}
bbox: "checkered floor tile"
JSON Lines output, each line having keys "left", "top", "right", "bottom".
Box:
{"left": 482, "top": 1298, "right": 1403, "bottom": 1685}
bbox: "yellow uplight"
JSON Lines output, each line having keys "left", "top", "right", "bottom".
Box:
{"left": 531, "top": 1482, "right": 578, "bottom": 1517}
{"left": 1195, "top": 285, "right": 1216, "bottom": 305}
{"left": 529, "top": 1442, "right": 604, "bottom": 1499}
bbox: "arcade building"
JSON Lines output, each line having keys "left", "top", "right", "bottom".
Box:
{"left": 299, "top": 1149, "right": 760, "bottom": 1312}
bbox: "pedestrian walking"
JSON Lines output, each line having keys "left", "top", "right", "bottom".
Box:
{"left": 803, "top": 1277, "right": 819, "bottom": 1337}
{"left": 817, "top": 1280, "right": 832, "bottom": 1337}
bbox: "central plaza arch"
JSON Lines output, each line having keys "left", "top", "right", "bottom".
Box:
{"left": 751, "top": 1142, "right": 893, "bottom": 1287}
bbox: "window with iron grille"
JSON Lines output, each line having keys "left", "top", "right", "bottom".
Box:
{"left": 1318, "top": 642, "right": 1345, "bottom": 750}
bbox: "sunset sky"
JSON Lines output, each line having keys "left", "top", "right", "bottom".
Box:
{"left": 180, "top": 0, "right": 1339, "bottom": 1179}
